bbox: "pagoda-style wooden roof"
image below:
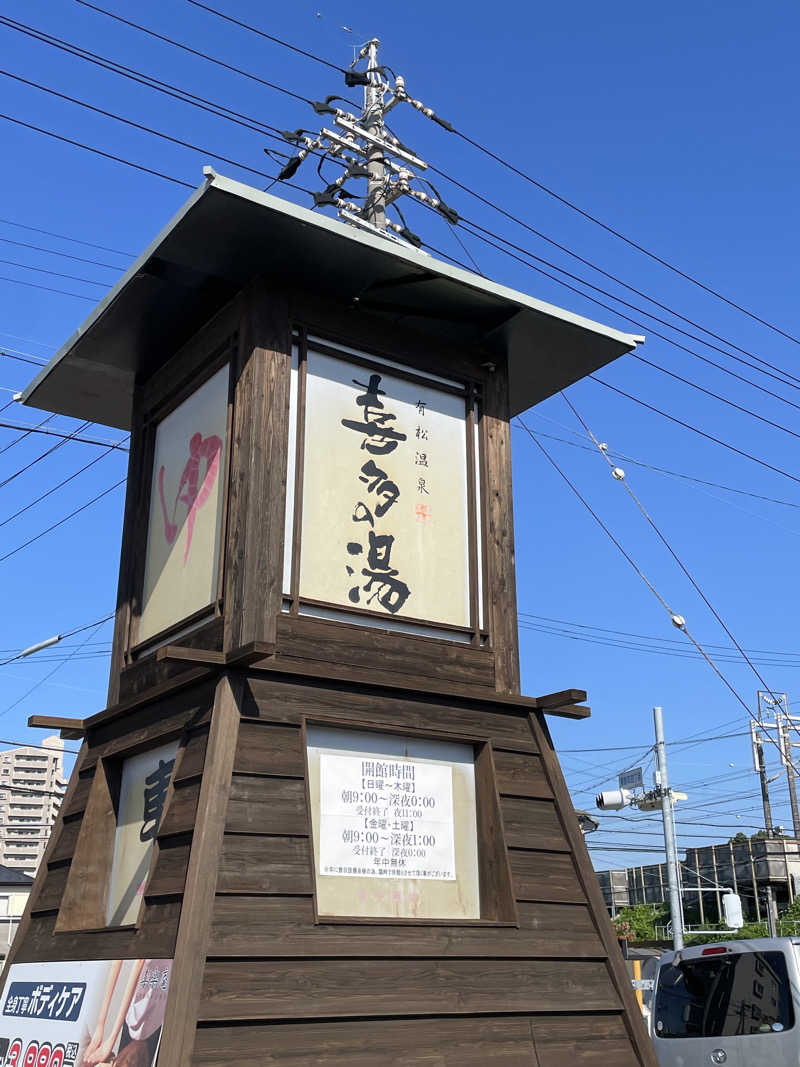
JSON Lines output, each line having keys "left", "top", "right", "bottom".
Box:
{"left": 21, "top": 170, "right": 643, "bottom": 429}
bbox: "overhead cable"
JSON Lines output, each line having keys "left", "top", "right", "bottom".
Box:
{"left": 0, "top": 112, "right": 193, "bottom": 191}
{"left": 522, "top": 423, "right": 800, "bottom": 511}
{"left": 0, "top": 234, "right": 124, "bottom": 271}
{"left": 0, "top": 216, "right": 132, "bottom": 257}
{"left": 0, "top": 420, "right": 93, "bottom": 490}
{"left": 0, "top": 478, "right": 126, "bottom": 563}
{"left": 0, "top": 422, "right": 128, "bottom": 450}
{"left": 0, "top": 413, "right": 56, "bottom": 456}
{"left": 0, "top": 617, "right": 108, "bottom": 719}
{"left": 457, "top": 216, "right": 800, "bottom": 411}
{"left": 590, "top": 376, "right": 800, "bottom": 489}
{"left": 517, "top": 418, "right": 800, "bottom": 777}
{"left": 0, "top": 270, "right": 95, "bottom": 301}
{"left": 0, "top": 439, "right": 128, "bottom": 530}
{"left": 0, "top": 69, "right": 294, "bottom": 190}
{"left": 0, "top": 254, "right": 107, "bottom": 288}
{"left": 559, "top": 392, "right": 800, "bottom": 757}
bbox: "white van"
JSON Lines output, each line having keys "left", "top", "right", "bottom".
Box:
{"left": 651, "top": 937, "right": 800, "bottom": 1066}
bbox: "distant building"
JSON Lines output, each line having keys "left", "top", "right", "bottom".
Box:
{"left": 597, "top": 836, "right": 800, "bottom": 926}
{"left": 0, "top": 736, "right": 66, "bottom": 877}
{"left": 0, "top": 865, "right": 33, "bottom": 960}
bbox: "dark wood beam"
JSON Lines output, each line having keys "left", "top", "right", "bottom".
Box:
{"left": 27, "top": 715, "right": 85, "bottom": 740}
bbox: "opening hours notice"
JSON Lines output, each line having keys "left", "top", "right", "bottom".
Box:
{"left": 319, "top": 754, "right": 456, "bottom": 880}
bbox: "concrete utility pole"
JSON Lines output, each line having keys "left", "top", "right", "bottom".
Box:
{"left": 363, "top": 38, "right": 386, "bottom": 230}
{"left": 653, "top": 706, "right": 684, "bottom": 951}
{"left": 757, "top": 691, "right": 800, "bottom": 838}
{"left": 779, "top": 715, "right": 800, "bottom": 840}
{"left": 754, "top": 730, "right": 778, "bottom": 937}
{"left": 275, "top": 40, "right": 458, "bottom": 246}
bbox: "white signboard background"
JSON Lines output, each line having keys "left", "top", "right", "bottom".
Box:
{"left": 0, "top": 958, "right": 170, "bottom": 1067}
{"left": 300, "top": 351, "right": 470, "bottom": 628}
{"left": 319, "top": 754, "right": 456, "bottom": 880}
{"left": 107, "top": 741, "right": 178, "bottom": 926}
{"left": 139, "top": 364, "right": 229, "bottom": 643}
{"left": 307, "top": 726, "right": 479, "bottom": 920}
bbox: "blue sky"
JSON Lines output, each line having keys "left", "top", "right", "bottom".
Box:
{"left": 1, "top": 0, "right": 799, "bottom": 871}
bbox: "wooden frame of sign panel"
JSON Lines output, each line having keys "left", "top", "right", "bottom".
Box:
{"left": 124, "top": 338, "right": 236, "bottom": 658}
{"left": 299, "top": 715, "right": 518, "bottom": 926}
{"left": 5, "top": 276, "right": 658, "bottom": 1065}
{"left": 285, "top": 328, "right": 486, "bottom": 635}
{"left": 284, "top": 332, "right": 487, "bottom": 643}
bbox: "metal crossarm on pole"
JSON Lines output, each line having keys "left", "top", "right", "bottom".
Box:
{"left": 271, "top": 38, "right": 460, "bottom": 249}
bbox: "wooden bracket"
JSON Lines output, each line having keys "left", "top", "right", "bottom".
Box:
{"left": 530, "top": 689, "right": 591, "bottom": 720}
{"left": 27, "top": 715, "right": 85, "bottom": 740}
{"left": 156, "top": 641, "right": 277, "bottom": 668}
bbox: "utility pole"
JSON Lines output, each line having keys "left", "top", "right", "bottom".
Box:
{"left": 754, "top": 728, "right": 778, "bottom": 937}
{"left": 275, "top": 41, "right": 456, "bottom": 246}
{"left": 363, "top": 38, "right": 386, "bottom": 230}
{"left": 757, "top": 691, "right": 800, "bottom": 839}
{"left": 598, "top": 709, "right": 745, "bottom": 943}
{"left": 779, "top": 715, "right": 800, "bottom": 840}
{"left": 653, "top": 706, "right": 684, "bottom": 951}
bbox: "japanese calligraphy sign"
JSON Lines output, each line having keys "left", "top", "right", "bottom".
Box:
{"left": 107, "top": 742, "right": 178, "bottom": 926}
{"left": 139, "top": 364, "right": 229, "bottom": 643}
{"left": 319, "top": 754, "right": 456, "bottom": 880}
{"left": 0, "top": 958, "right": 171, "bottom": 1067}
{"left": 299, "top": 351, "right": 471, "bottom": 627}
{"left": 306, "top": 726, "right": 479, "bottom": 920}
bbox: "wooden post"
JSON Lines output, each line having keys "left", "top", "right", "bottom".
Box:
{"left": 157, "top": 673, "right": 241, "bottom": 1067}
{"left": 483, "top": 360, "right": 520, "bottom": 695}
{"left": 223, "top": 281, "right": 290, "bottom": 656}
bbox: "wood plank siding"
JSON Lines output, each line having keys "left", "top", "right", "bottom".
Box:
{"left": 13, "top": 682, "right": 214, "bottom": 966}
{"left": 194, "top": 677, "right": 649, "bottom": 1064}
{"left": 11, "top": 673, "right": 652, "bottom": 1063}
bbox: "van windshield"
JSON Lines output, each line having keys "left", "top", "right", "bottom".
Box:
{"left": 654, "top": 950, "right": 794, "bottom": 1039}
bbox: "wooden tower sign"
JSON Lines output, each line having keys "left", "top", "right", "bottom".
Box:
{"left": 5, "top": 173, "right": 656, "bottom": 1065}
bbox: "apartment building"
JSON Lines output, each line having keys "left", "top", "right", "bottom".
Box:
{"left": 0, "top": 736, "right": 66, "bottom": 877}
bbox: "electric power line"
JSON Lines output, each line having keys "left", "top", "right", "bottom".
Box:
{"left": 0, "top": 413, "right": 56, "bottom": 456}
{"left": 0, "top": 112, "right": 193, "bottom": 193}
{"left": 0, "top": 235, "right": 128, "bottom": 272}
{"left": 517, "top": 418, "right": 800, "bottom": 779}
{"left": 521, "top": 422, "right": 800, "bottom": 511}
{"left": 456, "top": 214, "right": 800, "bottom": 400}
{"left": 0, "top": 256, "right": 107, "bottom": 289}
{"left": 0, "top": 217, "right": 132, "bottom": 258}
{"left": 0, "top": 613, "right": 115, "bottom": 668}
{"left": 0, "top": 421, "right": 93, "bottom": 491}
{"left": 0, "top": 617, "right": 110, "bottom": 720}
{"left": 0, "top": 478, "right": 126, "bottom": 563}
{"left": 0, "top": 422, "right": 129, "bottom": 451}
{"left": 590, "top": 375, "right": 800, "bottom": 489}
{"left": 0, "top": 440, "right": 127, "bottom": 531}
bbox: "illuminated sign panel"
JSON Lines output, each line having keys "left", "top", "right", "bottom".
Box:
{"left": 299, "top": 350, "right": 470, "bottom": 628}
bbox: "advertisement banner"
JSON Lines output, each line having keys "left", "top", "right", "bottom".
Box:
{"left": 0, "top": 958, "right": 171, "bottom": 1067}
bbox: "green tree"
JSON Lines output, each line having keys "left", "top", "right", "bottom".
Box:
{"left": 612, "top": 903, "right": 670, "bottom": 942}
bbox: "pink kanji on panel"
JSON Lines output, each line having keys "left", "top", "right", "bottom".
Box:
{"left": 157, "top": 431, "right": 222, "bottom": 564}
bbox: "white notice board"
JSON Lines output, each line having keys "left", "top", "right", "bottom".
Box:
{"left": 319, "top": 753, "right": 456, "bottom": 880}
